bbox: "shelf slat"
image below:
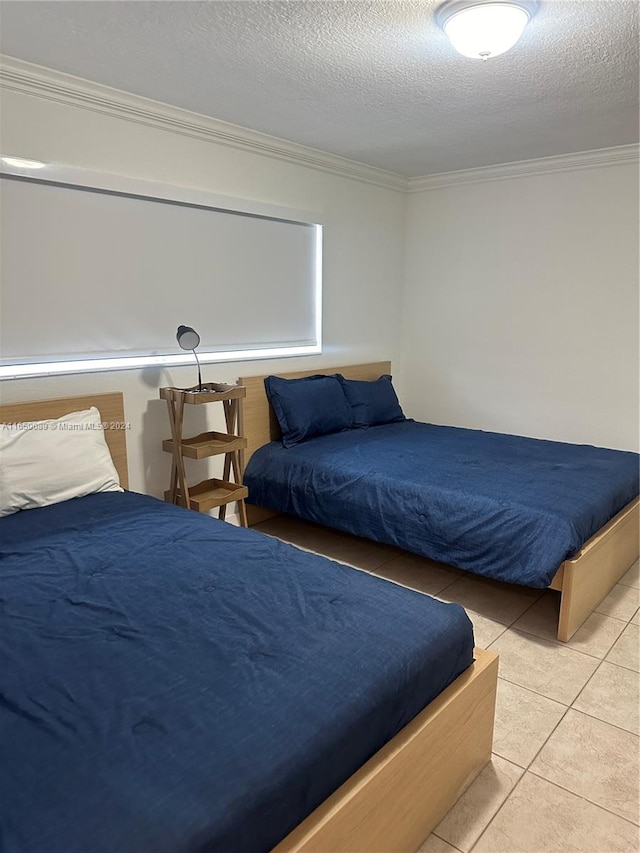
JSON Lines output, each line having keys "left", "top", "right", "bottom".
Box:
{"left": 163, "top": 431, "right": 247, "bottom": 459}
{"left": 167, "top": 479, "right": 249, "bottom": 513}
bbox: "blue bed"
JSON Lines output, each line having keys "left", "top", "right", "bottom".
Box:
{"left": 244, "top": 420, "right": 639, "bottom": 589}
{"left": 0, "top": 490, "right": 474, "bottom": 853}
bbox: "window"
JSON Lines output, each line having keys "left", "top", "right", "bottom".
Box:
{"left": 0, "top": 160, "right": 322, "bottom": 379}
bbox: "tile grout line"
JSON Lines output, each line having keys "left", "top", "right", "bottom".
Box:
{"left": 526, "top": 767, "right": 640, "bottom": 829}
{"left": 489, "top": 679, "right": 568, "bottom": 771}
{"left": 494, "top": 673, "right": 570, "bottom": 708}
{"left": 506, "top": 618, "right": 628, "bottom": 660}
{"left": 515, "top": 696, "right": 573, "bottom": 772}
{"left": 571, "top": 657, "right": 640, "bottom": 738}
{"left": 484, "top": 647, "right": 637, "bottom": 818}
{"left": 598, "top": 656, "right": 640, "bottom": 675}
{"left": 488, "top": 672, "right": 589, "bottom": 713}
{"left": 520, "top": 655, "right": 639, "bottom": 823}
{"left": 467, "top": 761, "right": 640, "bottom": 852}
{"left": 466, "top": 768, "right": 531, "bottom": 853}
{"left": 519, "top": 696, "right": 573, "bottom": 769}
{"left": 513, "top": 624, "right": 628, "bottom": 660}
{"left": 485, "top": 653, "right": 607, "bottom": 780}
{"left": 494, "top": 587, "right": 549, "bottom": 635}
{"left": 431, "top": 831, "right": 465, "bottom": 852}
{"left": 572, "top": 655, "right": 612, "bottom": 706}
{"left": 496, "top": 625, "right": 615, "bottom": 665}
{"left": 569, "top": 704, "right": 640, "bottom": 739}
{"left": 593, "top": 583, "right": 640, "bottom": 623}
{"left": 488, "top": 648, "right": 628, "bottom": 770}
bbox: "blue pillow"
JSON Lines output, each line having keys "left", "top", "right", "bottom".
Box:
{"left": 338, "top": 374, "right": 405, "bottom": 427}
{"left": 264, "top": 374, "right": 353, "bottom": 447}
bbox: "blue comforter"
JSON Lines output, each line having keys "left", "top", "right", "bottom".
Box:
{"left": 245, "top": 421, "right": 640, "bottom": 587}
{"left": 0, "top": 491, "right": 473, "bottom": 853}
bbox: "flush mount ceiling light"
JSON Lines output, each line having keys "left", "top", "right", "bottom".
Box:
{"left": 436, "top": 0, "right": 538, "bottom": 60}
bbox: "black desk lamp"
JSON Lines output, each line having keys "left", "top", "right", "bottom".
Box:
{"left": 176, "top": 325, "right": 203, "bottom": 392}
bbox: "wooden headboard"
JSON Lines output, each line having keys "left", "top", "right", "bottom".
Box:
{"left": 0, "top": 392, "right": 129, "bottom": 489}
{"left": 239, "top": 362, "right": 391, "bottom": 465}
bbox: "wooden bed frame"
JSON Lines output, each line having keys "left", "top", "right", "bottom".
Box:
{"left": 240, "top": 362, "right": 640, "bottom": 643}
{"left": 1, "top": 391, "right": 499, "bottom": 853}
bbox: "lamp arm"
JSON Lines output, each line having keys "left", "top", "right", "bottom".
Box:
{"left": 193, "top": 349, "right": 203, "bottom": 392}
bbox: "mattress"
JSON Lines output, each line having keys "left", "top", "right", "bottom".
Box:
{"left": 244, "top": 420, "right": 640, "bottom": 587}
{"left": 0, "top": 491, "right": 474, "bottom": 853}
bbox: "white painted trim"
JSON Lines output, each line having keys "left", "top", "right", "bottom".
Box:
{"left": 1, "top": 55, "right": 636, "bottom": 197}
{"left": 408, "top": 144, "right": 640, "bottom": 192}
{"left": 0, "top": 55, "right": 407, "bottom": 193}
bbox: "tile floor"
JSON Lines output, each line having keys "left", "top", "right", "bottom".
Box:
{"left": 254, "top": 516, "right": 640, "bottom": 853}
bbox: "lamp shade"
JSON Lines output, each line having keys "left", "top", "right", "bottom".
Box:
{"left": 437, "top": 1, "right": 538, "bottom": 60}
{"left": 176, "top": 325, "right": 200, "bottom": 351}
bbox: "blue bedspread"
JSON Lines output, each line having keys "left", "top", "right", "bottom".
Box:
{"left": 0, "top": 491, "right": 473, "bottom": 853}
{"left": 245, "top": 421, "right": 640, "bottom": 588}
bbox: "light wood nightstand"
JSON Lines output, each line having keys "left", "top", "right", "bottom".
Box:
{"left": 160, "top": 383, "right": 248, "bottom": 526}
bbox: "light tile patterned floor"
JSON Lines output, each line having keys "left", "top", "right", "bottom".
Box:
{"left": 254, "top": 517, "right": 640, "bottom": 853}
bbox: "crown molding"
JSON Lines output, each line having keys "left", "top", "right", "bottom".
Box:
{"left": 0, "top": 55, "right": 408, "bottom": 192}
{"left": 2, "top": 55, "right": 636, "bottom": 196}
{"left": 408, "top": 144, "right": 639, "bottom": 192}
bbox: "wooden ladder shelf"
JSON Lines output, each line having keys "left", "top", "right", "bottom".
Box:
{"left": 160, "top": 383, "right": 249, "bottom": 527}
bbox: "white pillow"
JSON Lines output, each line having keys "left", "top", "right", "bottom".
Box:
{"left": 0, "top": 406, "right": 123, "bottom": 517}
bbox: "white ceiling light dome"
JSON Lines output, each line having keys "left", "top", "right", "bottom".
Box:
{"left": 436, "top": 0, "right": 539, "bottom": 60}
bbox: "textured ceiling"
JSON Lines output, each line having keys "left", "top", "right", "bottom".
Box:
{"left": 0, "top": 0, "right": 638, "bottom": 177}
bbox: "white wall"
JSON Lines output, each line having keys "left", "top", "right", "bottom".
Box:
{"left": 0, "top": 85, "right": 407, "bottom": 496}
{"left": 401, "top": 163, "right": 639, "bottom": 451}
